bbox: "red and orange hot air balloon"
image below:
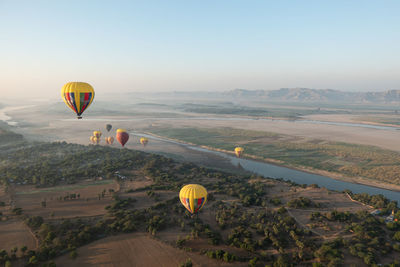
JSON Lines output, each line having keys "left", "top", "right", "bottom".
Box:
{"left": 116, "top": 129, "right": 129, "bottom": 147}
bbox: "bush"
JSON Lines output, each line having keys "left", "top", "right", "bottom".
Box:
{"left": 179, "top": 258, "right": 192, "bottom": 267}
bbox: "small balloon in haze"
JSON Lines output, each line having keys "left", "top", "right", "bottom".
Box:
{"left": 106, "top": 136, "right": 114, "bottom": 145}
{"left": 140, "top": 137, "right": 149, "bottom": 147}
{"left": 93, "top": 136, "right": 100, "bottom": 145}
{"left": 93, "top": 131, "right": 102, "bottom": 138}
{"left": 90, "top": 136, "right": 95, "bottom": 144}
{"left": 116, "top": 129, "right": 129, "bottom": 147}
{"left": 235, "top": 147, "right": 244, "bottom": 158}
{"left": 61, "top": 82, "right": 95, "bottom": 119}
{"left": 106, "top": 124, "right": 112, "bottom": 132}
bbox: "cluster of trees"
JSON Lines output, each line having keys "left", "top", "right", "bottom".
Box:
{"left": 0, "top": 127, "right": 24, "bottom": 145}
{"left": 287, "top": 197, "right": 320, "bottom": 209}
{"left": 311, "top": 209, "right": 399, "bottom": 265}
{"left": 4, "top": 132, "right": 400, "bottom": 266}
{"left": 346, "top": 191, "right": 397, "bottom": 213}
{"left": 0, "top": 142, "right": 150, "bottom": 187}
{"left": 214, "top": 201, "right": 313, "bottom": 262}
{"left": 347, "top": 211, "right": 392, "bottom": 265}
{"left": 204, "top": 249, "right": 236, "bottom": 262}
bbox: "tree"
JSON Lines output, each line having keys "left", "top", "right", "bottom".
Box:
{"left": 393, "top": 231, "right": 400, "bottom": 242}
{"left": 28, "top": 255, "right": 38, "bottom": 265}
{"left": 21, "top": 245, "right": 27, "bottom": 255}
{"left": 69, "top": 250, "right": 77, "bottom": 259}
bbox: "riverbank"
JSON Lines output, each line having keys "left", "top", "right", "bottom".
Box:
{"left": 141, "top": 131, "right": 400, "bottom": 193}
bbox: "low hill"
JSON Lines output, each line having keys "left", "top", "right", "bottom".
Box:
{"left": 224, "top": 88, "right": 400, "bottom": 103}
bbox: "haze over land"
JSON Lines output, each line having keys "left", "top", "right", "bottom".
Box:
{"left": 2, "top": 0, "right": 400, "bottom": 266}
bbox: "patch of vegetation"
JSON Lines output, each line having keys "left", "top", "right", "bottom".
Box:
{"left": 148, "top": 126, "right": 400, "bottom": 185}
{"left": 1, "top": 129, "right": 400, "bottom": 267}
{"left": 287, "top": 197, "right": 320, "bottom": 209}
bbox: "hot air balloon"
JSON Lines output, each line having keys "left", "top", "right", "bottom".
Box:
{"left": 93, "top": 131, "right": 102, "bottom": 138}
{"left": 179, "top": 184, "right": 207, "bottom": 215}
{"left": 61, "top": 82, "right": 95, "bottom": 119}
{"left": 93, "top": 136, "right": 100, "bottom": 144}
{"left": 105, "top": 136, "right": 114, "bottom": 145}
{"left": 106, "top": 124, "right": 112, "bottom": 132}
{"left": 234, "top": 147, "right": 244, "bottom": 158}
{"left": 116, "top": 129, "right": 129, "bottom": 147}
{"left": 90, "top": 136, "right": 95, "bottom": 144}
{"left": 140, "top": 137, "right": 149, "bottom": 147}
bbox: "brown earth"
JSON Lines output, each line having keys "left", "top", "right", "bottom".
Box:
{"left": 0, "top": 218, "right": 37, "bottom": 253}
{"left": 54, "top": 233, "right": 240, "bottom": 267}
{"left": 13, "top": 180, "right": 118, "bottom": 220}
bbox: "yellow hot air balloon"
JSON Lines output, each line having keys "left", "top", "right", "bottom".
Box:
{"left": 93, "top": 136, "right": 100, "bottom": 144}
{"left": 90, "top": 136, "right": 95, "bottom": 144}
{"left": 234, "top": 147, "right": 244, "bottom": 158}
{"left": 93, "top": 131, "right": 102, "bottom": 138}
{"left": 61, "top": 82, "right": 95, "bottom": 119}
{"left": 105, "top": 136, "right": 114, "bottom": 145}
{"left": 140, "top": 137, "right": 149, "bottom": 147}
{"left": 179, "top": 184, "right": 207, "bottom": 215}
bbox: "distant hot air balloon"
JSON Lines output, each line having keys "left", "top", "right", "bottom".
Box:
{"left": 61, "top": 82, "right": 94, "bottom": 119}
{"left": 106, "top": 124, "right": 112, "bottom": 132}
{"left": 116, "top": 129, "right": 129, "bottom": 147}
{"left": 93, "top": 131, "right": 102, "bottom": 138}
{"left": 106, "top": 136, "right": 114, "bottom": 145}
{"left": 90, "top": 136, "right": 95, "bottom": 144}
{"left": 234, "top": 147, "right": 244, "bottom": 158}
{"left": 93, "top": 136, "right": 100, "bottom": 145}
{"left": 140, "top": 137, "right": 149, "bottom": 147}
{"left": 179, "top": 184, "right": 207, "bottom": 215}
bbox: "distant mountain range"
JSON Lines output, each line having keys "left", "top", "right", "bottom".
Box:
{"left": 223, "top": 88, "right": 400, "bottom": 103}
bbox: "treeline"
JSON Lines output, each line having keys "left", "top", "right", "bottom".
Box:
{"left": 346, "top": 191, "right": 398, "bottom": 213}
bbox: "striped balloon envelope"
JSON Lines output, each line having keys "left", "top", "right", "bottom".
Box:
{"left": 61, "top": 82, "right": 95, "bottom": 119}
{"left": 179, "top": 184, "right": 207, "bottom": 215}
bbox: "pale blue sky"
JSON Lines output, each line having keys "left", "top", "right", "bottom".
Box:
{"left": 0, "top": 0, "right": 399, "bottom": 98}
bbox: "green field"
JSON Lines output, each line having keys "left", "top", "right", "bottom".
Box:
{"left": 148, "top": 126, "right": 400, "bottom": 185}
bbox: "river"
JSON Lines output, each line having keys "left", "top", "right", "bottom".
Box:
{"left": 132, "top": 132, "right": 400, "bottom": 203}
{"left": 0, "top": 105, "right": 35, "bottom": 126}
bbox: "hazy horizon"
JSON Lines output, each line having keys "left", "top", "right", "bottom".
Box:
{"left": 1, "top": 0, "right": 399, "bottom": 99}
